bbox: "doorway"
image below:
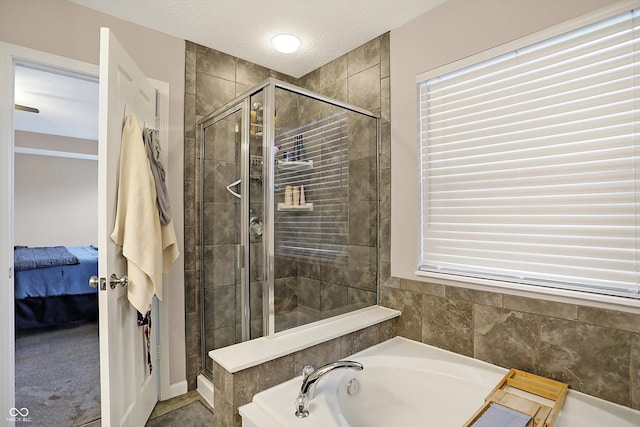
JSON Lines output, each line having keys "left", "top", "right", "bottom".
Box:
{"left": 13, "top": 63, "right": 101, "bottom": 426}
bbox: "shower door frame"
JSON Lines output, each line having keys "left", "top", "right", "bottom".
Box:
{"left": 199, "top": 78, "right": 380, "bottom": 353}
{"left": 199, "top": 96, "right": 252, "bottom": 350}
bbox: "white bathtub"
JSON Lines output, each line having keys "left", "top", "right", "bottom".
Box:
{"left": 239, "top": 337, "right": 640, "bottom": 427}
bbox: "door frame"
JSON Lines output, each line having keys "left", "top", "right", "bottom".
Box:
{"left": 0, "top": 41, "right": 172, "bottom": 422}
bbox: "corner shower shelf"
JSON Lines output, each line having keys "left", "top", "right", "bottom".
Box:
{"left": 277, "top": 203, "right": 313, "bottom": 212}
{"left": 277, "top": 160, "right": 313, "bottom": 170}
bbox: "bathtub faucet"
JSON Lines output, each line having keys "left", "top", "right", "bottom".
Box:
{"left": 295, "top": 360, "right": 364, "bottom": 418}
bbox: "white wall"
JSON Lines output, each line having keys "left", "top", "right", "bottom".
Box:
{"left": 14, "top": 131, "right": 98, "bottom": 246}
{"left": 0, "top": 0, "right": 186, "bottom": 394}
{"left": 389, "top": 0, "right": 621, "bottom": 280}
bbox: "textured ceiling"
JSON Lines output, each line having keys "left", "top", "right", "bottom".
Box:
{"left": 71, "top": 0, "right": 448, "bottom": 78}
{"left": 16, "top": 1, "right": 448, "bottom": 140}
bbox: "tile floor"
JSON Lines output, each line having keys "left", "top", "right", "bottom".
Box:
{"left": 77, "top": 390, "right": 215, "bottom": 426}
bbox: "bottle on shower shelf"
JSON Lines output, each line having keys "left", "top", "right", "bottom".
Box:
{"left": 293, "top": 134, "right": 304, "bottom": 161}
{"left": 285, "top": 185, "right": 293, "bottom": 206}
{"left": 300, "top": 185, "right": 306, "bottom": 206}
{"left": 292, "top": 186, "right": 300, "bottom": 206}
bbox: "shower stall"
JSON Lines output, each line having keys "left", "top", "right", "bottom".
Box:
{"left": 199, "top": 78, "right": 379, "bottom": 375}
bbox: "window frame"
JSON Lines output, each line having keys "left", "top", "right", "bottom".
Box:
{"left": 414, "top": 0, "right": 640, "bottom": 312}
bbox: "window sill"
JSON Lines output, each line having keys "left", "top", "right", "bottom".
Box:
{"left": 414, "top": 270, "right": 640, "bottom": 315}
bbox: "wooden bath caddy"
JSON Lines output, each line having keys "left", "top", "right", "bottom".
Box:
{"left": 463, "top": 368, "right": 568, "bottom": 427}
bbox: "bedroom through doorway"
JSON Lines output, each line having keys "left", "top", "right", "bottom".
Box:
{"left": 13, "top": 63, "right": 101, "bottom": 427}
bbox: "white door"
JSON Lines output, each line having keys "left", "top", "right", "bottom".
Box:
{"left": 98, "top": 27, "right": 158, "bottom": 426}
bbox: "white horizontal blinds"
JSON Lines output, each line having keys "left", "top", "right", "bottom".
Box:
{"left": 275, "top": 112, "right": 349, "bottom": 259}
{"left": 419, "top": 10, "right": 640, "bottom": 298}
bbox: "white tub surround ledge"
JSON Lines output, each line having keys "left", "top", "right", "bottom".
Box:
{"left": 209, "top": 305, "right": 400, "bottom": 372}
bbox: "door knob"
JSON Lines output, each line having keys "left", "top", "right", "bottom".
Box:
{"left": 89, "top": 276, "right": 100, "bottom": 288}
{"left": 89, "top": 276, "right": 106, "bottom": 290}
{"left": 110, "top": 273, "right": 128, "bottom": 289}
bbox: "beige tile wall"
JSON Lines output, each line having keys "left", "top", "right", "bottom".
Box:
{"left": 381, "top": 278, "right": 640, "bottom": 410}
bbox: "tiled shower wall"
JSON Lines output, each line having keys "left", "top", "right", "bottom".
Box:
{"left": 183, "top": 34, "right": 392, "bottom": 389}
{"left": 184, "top": 40, "right": 292, "bottom": 387}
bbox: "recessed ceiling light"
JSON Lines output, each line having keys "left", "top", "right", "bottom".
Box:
{"left": 271, "top": 34, "right": 302, "bottom": 54}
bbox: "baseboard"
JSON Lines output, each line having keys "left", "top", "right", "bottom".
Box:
{"left": 197, "top": 374, "right": 214, "bottom": 409}
{"left": 162, "top": 380, "right": 188, "bottom": 401}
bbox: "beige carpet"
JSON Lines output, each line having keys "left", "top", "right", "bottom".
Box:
{"left": 15, "top": 322, "right": 101, "bottom": 427}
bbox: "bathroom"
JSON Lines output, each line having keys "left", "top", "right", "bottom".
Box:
{"left": 184, "top": 2, "right": 639, "bottom": 425}
{"left": 1, "top": 0, "right": 639, "bottom": 426}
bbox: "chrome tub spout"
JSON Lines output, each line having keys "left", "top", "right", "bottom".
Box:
{"left": 295, "top": 360, "right": 363, "bottom": 418}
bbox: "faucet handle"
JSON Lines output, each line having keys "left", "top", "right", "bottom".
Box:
{"left": 301, "top": 365, "right": 315, "bottom": 379}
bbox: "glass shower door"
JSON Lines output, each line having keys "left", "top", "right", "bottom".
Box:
{"left": 200, "top": 106, "right": 245, "bottom": 374}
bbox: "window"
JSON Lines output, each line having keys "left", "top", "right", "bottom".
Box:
{"left": 418, "top": 9, "right": 640, "bottom": 300}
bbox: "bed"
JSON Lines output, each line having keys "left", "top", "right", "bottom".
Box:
{"left": 14, "top": 245, "right": 98, "bottom": 329}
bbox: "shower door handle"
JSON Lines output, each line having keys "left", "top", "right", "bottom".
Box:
{"left": 226, "top": 179, "right": 242, "bottom": 199}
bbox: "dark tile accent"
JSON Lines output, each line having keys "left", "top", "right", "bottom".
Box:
{"left": 380, "top": 32, "right": 390, "bottom": 79}
{"left": 197, "top": 47, "right": 236, "bottom": 81}
{"left": 348, "top": 65, "right": 381, "bottom": 111}
{"left": 632, "top": 334, "right": 640, "bottom": 410}
{"left": 400, "top": 278, "right": 445, "bottom": 297}
{"left": 318, "top": 58, "right": 349, "bottom": 90}
{"left": 349, "top": 112, "right": 377, "bottom": 160}
{"left": 195, "top": 73, "right": 235, "bottom": 116}
{"left": 474, "top": 305, "right": 539, "bottom": 372}
{"left": 380, "top": 76, "right": 390, "bottom": 123}
{"left": 379, "top": 121, "right": 391, "bottom": 169}
{"left": 348, "top": 37, "right": 380, "bottom": 77}
{"left": 422, "top": 294, "right": 473, "bottom": 356}
{"left": 348, "top": 157, "right": 377, "bottom": 202}
{"left": 348, "top": 287, "right": 376, "bottom": 307}
{"left": 321, "top": 282, "right": 349, "bottom": 312}
{"left": 379, "top": 216, "right": 390, "bottom": 264}
{"left": 349, "top": 201, "right": 377, "bottom": 247}
{"left": 446, "top": 286, "right": 502, "bottom": 307}
{"left": 297, "top": 277, "right": 321, "bottom": 311}
{"left": 274, "top": 276, "right": 297, "bottom": 312}
{"left": 503, "top": 295, "right": 578, "bottom": 320}
{"left": 233, "top": 354, "right": 297, "bottom": 408}
{"left": 235, "top": 58, "right": 270, "bottom": 87}
{"left": 539, "top": 318, "right": 631, "bottom": 406}
{"left": 578, "top": 306, "right": 640, "bottom": 333}
{"left": 379, "top": 167, "right": 391, "bottom": 218}
{"left": 184, "top": 93, "right": 196, "bottom": 139}
{"left": 185, "top": 49, "right": 196, "bottom": 95}
{"left": 381, "top": 287, "right": 422, "bottom": 341}
{"left": 295, "top": 339, "right": 343, "bottom": 374}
